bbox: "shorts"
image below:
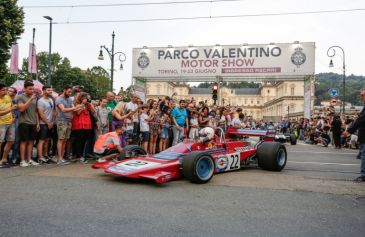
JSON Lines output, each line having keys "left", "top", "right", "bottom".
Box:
{"left": 96, "top": 148, "right": 119, "bottom": 156}
{"left": 57, "top": 121, "right": 72, "bottom": 140}
{"left": 38, "top": 124, "right": 52, "bottom": 140}
{"left": 159, "top": 127, "right": 169, "bottom": 139}
{"left": 124, "top": 130, "right": 134, "bottom": 139}
{"left": 0, "top": 123, "right": 16, "bottom": 142}
{"left": 18, "top": 123, "right": 37, "bottom": 141}
{"left": 141, "top": 131, "right": 149, "bottom": 142}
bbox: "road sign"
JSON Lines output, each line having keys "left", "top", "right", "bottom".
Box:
{"left": 329, "top": 88, "right": 339, "bottom": 98}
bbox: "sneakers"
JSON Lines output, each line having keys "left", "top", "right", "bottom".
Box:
{"left": 20, "top": 161, "right": 29, "bottom": 167}
{"left": 49, "top": 156, "right": 58, "bottom": 163}
{"left": 66, "top": 157, "right": 77, "bottom": 163}
{"left": 0, "top": 162, "right": 11, "bottom": 168}
{"left": 38, "top": 157, "right": 49, "bottom": 164}
{"left": 97, "top": 157, "right": 106, "bottom": 163}
{"left": 28, "top": 160, "right": 39, "bottom": 166}
{"left": 57, "top": 159, "right": 70, "bottom": 165}
{"left": 79, "top": 157, "right": 88, "bottom": 164}
{"left": 354, "top": 176, "right": 365, "bottom": 182}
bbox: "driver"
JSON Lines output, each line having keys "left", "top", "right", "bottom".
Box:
{"left": 94, "top": 124, "right": 124, "bottom": 162}
{"left": 199, "top": 127, "right": 215, "bottom": 142}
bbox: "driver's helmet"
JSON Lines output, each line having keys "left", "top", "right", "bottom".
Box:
{"left": 199, "top": 127, "right": 215, "bottom": 142}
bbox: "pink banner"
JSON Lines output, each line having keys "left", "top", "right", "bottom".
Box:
{"left": 28, "top": 43, "right": 37, "bottom": 74}
{"left": 221, "top": 67, "right": 281, "bottom": 74}
{"left": 9, "top": 44, "right": 19, "bottom": 74}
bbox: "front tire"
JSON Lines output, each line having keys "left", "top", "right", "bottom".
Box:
{"left": 118, "top": 145, "right": 147, "bottom": 160}
{"left": 182, "top": 152, "right": 215, "bottom": 184}
{"left": 257, "top": 142, "right": 287, "bottom": 171}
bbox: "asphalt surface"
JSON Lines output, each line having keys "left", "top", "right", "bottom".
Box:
{"left": 0, "top": 142, "right": 364, "bottom": 237}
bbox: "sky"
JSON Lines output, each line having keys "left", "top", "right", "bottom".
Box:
{"left": 15, "top": 0, "right": 365, "bottom": 91}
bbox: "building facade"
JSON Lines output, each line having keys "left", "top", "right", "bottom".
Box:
{"left": 146, "top": 80, "right": 315, "bottom": 121}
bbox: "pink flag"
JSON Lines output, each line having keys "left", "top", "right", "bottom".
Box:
{"left": 28, "top": 43, "right": 37, "bottom": 74}
{"left": 9, "top": 43, "right": 19, "bottom": 74}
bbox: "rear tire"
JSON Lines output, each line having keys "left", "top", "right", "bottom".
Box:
{"left": 290, "top": 134, "right": 297, "bottom": 145}
{"left": 118, "top": 145, "right": 147, "bottom": 160}
{"left": 182, "top": 152, "right": 215, "bottom": 184}
{"left": 257, "top": 142, "right": 287, "bottom": 171}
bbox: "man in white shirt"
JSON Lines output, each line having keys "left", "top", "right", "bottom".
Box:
{"left": 231, "top": 113, "right": 246, "bottom": 129}
{"left": 125, "top": 93, "right": 139, "bottom": 144}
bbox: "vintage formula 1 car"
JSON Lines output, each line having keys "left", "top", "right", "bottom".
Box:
{"left": 274, "top": 132, "right": 297, "bottom": 145}
{"left": 92, "top": 128, "right": 287, "bottom": 184}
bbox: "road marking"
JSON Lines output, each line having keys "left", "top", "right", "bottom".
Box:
{"left": 288, "top": 161, "right": 358, "bottom": 166}
{"left": 289, "top": 151, "right": 358, "bottom": 155}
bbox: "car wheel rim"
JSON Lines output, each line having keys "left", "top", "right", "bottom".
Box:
{"left": 276, "top": 148, "right": 286, "bottom": 166}
{"left": 196, "top": 156, "right": 214, "bottom": 181}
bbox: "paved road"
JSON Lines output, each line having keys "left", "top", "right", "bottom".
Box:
{"left": 0, "top": 143, "right": 364, "bottom": 237}
{"left": 285, "top": 142, "right": 360, "bottom": 180}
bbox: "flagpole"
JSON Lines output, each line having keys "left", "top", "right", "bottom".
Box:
{"left": 30, "top": 28, "right": 35, "bottom": 80}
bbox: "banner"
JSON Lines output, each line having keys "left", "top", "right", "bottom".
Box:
{"left": 9, "top": 43, "right": 19, "bottom": 74}
{"left": 132, "top": 42, "right": 315, "bottom": 79}
{"left": 304, "top": 76, "right": 312, "bottom": 119}
{"left": 28, "top": 43, "right": 37, "bottom": 74}
{"left": 133, "top": 78, "right": 146, "bottom": 102}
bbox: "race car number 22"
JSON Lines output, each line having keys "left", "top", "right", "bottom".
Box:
{"left": 228, "top": 153, "right": 240, "bottom": 170}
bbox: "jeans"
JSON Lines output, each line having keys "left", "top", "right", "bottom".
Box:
{"left": 360, "top": 143, "right": 365, "bottom": 177}
{"left": 131, "top": 122, "right": 140, "bottom": 145}
{"left": 172, "top": 126, "right": 185, "bottom": 146}
{"left": 299, "top": 129, "right": 304, "bottom": 140}
{"left": 10, "top": 120, "right": 19, "bottom": 164}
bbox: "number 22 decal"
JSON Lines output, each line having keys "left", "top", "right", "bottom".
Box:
{"left": 230, "top": 154, "right": 240, "bottom": 169}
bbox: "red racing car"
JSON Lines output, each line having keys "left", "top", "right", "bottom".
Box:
{"left": 92, "top": 128, "right": 287, "bottom": 184}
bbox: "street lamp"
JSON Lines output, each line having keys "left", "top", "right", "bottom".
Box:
{"left": 43, "top": 16, "right": 52, "bottom": 86}
{"left": 98, "top": 31, "right": 126, "bottom": 91}
{"left": 327, "top": 46, "right": 346, "bottom": 114}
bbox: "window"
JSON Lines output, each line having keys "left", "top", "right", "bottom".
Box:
{"left": 244, "top": 99, "right": 247, "bottom": 104}
{"left": 251, "top": 100, "right": 253, "bottom": 104}
{"left": 257, "top": 100, "right": 260, "bottom": 104}
{"left": 290, "top": 84, "right": 295, "bottom": 96}
{"left": 291, "top": 87, "right": 295, "bottom": 96}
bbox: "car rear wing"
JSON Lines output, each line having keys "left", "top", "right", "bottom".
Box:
{"left": 226, "top": 128, "right": 268, "bottom": 137}
{"left": 226, "top": 127, "right": 276, "bottom": 142}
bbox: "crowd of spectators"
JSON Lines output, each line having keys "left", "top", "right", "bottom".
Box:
{"left": 278, "top": 109, "right": 360, "bottom": 152}
{"left": 0, "top": 81, "right": 360, "bottom": 168}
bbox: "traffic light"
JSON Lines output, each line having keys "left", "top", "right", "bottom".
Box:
{"left": 212, "top": 83, "right": 218, "bottom": 103}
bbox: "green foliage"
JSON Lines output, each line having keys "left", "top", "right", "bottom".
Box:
{"left": 315, "top": 73, "right": 364, "bottom": 106}
{"left": 0, "top": 0, "right": 24, "bottom": 77}
{"left": 84, "top": 66, "right": 110, "bottom": 99}
{"left": 0, "top": 51, "right": 111, "bottom": 99}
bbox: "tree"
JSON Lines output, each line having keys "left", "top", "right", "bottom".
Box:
{"left": 315, "top": 73, "right": 364, "bottom": 106}
{"left": 84, "top": 66, "right": 110, "bottom": 99}
{"left": 0, "top": 0, "right": 24, "bottom": 78}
